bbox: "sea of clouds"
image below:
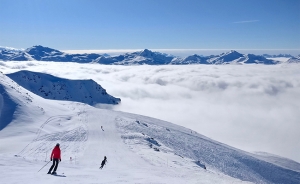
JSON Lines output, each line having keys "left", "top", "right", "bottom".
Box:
{"left": 1, "top": 61, "right": 300, "bottom": 162}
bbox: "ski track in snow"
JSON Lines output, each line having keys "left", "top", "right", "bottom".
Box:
{"left": 17, "top": 104, "right": 89, "bottom": 161}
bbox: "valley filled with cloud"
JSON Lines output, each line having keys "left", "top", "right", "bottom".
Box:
{"left": 1, "top": 61, "right": 299, "bottom": 162}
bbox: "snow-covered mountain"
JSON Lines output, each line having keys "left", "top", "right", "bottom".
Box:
{"left": 1, "top": 45, "right": 297, "bottom": 65}
{"left": 207, "top": 50, "right": 244, "bottom": 64}
{"left": 6, "top": 70, "right": 120, "bottom": 106}
{"left": 206, "top": 51, "right": 278, "bottom": 65}
{"left": 242, "top": 54, "right": 278, "bottom": 64}
{"left": 0, "top": 49, "right": 34, "bottom": 61}
{"left": 1, "top": 71, "right": 300, "bottom": 183}
{"left": 25, "top": 45, "right": 102, "bottom": 63}
{"left": 170, "top": 54, "right": 210, "bottom": 64}
{"left": 94, "top": 49, "right": 175, "bottom": 65}
{"left": 286, "top": 56, "right": 300, "bottom": 63}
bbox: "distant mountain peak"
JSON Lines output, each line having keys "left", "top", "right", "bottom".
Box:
{"left": 25, "top": 45, "right": 61, "bottom": 54}
{"left": 209, "top": 50, "right": 244, "bottom": 64}
{"left": 139, "top": 49, "right": 154, "bottom": 57}
{"left": 223, "top": 50, "right": 242, "bottom": 55}
{"left": 142, "top": 48, "right": 151, "bottom": 52}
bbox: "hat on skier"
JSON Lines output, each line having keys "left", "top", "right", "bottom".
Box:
{"left": 56, "top": 143, "right": 60, "bottom": 147}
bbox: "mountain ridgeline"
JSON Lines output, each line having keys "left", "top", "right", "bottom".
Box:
{"left": 6, "top": 70, "right": 121, "bottom": 106}
{"left": 1, "top": 45, "right": 299, "bottom": 64}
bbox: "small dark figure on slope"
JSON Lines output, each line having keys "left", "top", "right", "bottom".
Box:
{"left": 47, "top": 143, "right": 61, "bottom": 175}
{"left": 99, "top": 156, "right": 107, "bottom": 169}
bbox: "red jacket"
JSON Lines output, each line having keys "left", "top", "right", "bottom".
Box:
{"left": 50, "top": 146, "right": 61, "bottom": 160}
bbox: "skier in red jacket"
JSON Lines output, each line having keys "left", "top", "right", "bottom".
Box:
{"left": 47, "top": 143, "right": 61, "bottom": 174}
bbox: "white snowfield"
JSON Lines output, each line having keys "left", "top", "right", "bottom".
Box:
{"left": 0, "top": 72, "right": 300, "bottom": 184}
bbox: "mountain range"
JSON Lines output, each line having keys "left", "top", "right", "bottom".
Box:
{"left": 1, "top": 45, "right": 299, "bottom": 64}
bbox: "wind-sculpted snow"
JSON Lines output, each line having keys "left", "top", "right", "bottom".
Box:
{"left": 7, "top": 70, "right": 121, "bottom": 105}
{"left": 116, "top": 116, "right": 300, "bottom": 184}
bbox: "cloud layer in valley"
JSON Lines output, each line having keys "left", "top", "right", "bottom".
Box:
{"left": 1, "top": 61, "right": 300, "bottom": 162}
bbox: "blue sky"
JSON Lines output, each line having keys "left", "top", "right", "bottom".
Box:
{"left": 0, "top": 0, "right": 299, "bottom": 53}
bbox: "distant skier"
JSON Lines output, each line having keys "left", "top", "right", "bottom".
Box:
{"left": 47, "top": 143, "right": 61, "bottom": 174}
{"left": 101, "top": 126, "right": 104, "bottom": 131}
{"left": 99, "top": 156, "right": 107, "bottom": 169}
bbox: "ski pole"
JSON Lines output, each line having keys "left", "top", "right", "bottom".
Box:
{"left": 38, "top": 160, "right": 51, "bottom": 172}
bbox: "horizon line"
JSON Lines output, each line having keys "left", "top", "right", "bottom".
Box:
{"left": 63, "top": 48, "right": 300, "bottom": 52}
{"left": 63, "top": 48, "right": 300, "bottom": 54}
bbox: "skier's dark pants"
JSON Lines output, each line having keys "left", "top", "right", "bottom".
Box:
{"left": 49, "top": 158, "right": 59, "bottom": 173}
{"left": 100, "top": 161, "right": 105, "bottom": 169}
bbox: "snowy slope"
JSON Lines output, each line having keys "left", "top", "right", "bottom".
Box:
{"left": 253, "top": 152, "right": 300, "bottom": 173}
{"left": 1, "top": 72, "right": 300, "bottom": 183}
{"left": 115, "top": 114, "right": 300, "bottom": 184}
{"left": 6, "top": 70, "right": 120, "bottom": 105}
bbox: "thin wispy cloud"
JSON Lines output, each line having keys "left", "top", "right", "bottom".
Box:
{"left": 233, "top": 20, "right": 260, "bottom": 24}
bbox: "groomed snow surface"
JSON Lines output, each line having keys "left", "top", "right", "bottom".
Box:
{"left": 1, "top": 65, "right": 300, "bottom": 183}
